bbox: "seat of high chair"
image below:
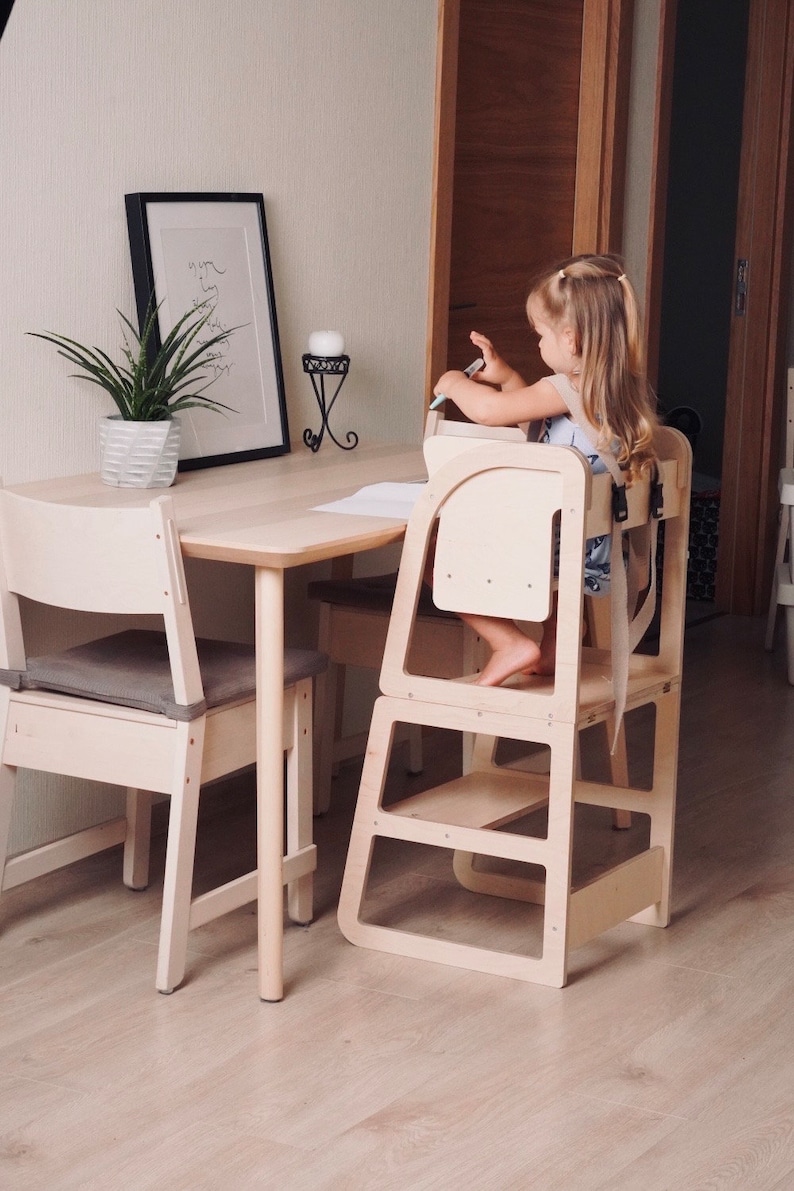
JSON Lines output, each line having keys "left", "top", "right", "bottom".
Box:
{"left": 780, "top": 468, "right": 794, "bottom": 504}
{"left": 435, "top": 652, "right": 679, "bottom": 727}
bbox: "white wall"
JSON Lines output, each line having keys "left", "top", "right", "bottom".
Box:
{"left": 0, "top": 0, "right": 437, "bottom": 851}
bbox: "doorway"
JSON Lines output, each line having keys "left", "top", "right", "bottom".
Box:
{"left": 656, "top": 0, "right": 750, "bottom": 486}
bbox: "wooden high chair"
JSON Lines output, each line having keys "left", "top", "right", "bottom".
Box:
{"left": 337, "top": 427, "right": 691, "bottom": 987}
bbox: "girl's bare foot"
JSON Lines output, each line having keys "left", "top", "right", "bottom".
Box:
{"left": 475, "top": 635, "right": 543, "bottom": 686}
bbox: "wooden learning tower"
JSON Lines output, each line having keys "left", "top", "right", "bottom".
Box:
{"left": 338, "top": 426, "right": 691, "bottom": 988}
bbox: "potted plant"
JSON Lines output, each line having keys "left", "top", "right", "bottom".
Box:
{"left": 28, "top": 300, "right": 236, "bottom": 487}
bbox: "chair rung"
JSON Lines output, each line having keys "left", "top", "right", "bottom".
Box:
{"left": 188, "top": 844, "right": 317, "bottom": 930}
{"left": 189, "top": 871, "right": 257, "bottom": 928}
{"left": 282, "top": 844, "right": 318, "bottom": 884}
{"left": 374, "top": 804, "right": 549, "bottom": 867}
{"left": 779, "top": 468, "right": 794, "bottom": 503}
{"left": 567, "top": 846, "right": 664, "bottom": 949}
{"left": 387, "top": 769, "right": 549, "bottom": 829}
{"left": 1, "top": 817, "right": 128, "bottom": 890}
{"left": 774, "top": 564, "right": 794, "bottom": 605}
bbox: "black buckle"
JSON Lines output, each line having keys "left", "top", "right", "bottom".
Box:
{"left": 612, "top": 482, "right": 629, "bottom": 523}
{"left": 650, "top": 478, "right": 664, "bottom": 519}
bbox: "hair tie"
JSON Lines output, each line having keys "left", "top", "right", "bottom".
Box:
{"left": 558, "top": 269, "right": 566, "bottom": 280}
{"left": 617, "top": 273, "right": 627, "bottom": 282}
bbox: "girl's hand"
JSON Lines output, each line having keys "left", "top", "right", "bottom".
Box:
{"left": 469, "top": 331, "right": 517, "bottom": 388}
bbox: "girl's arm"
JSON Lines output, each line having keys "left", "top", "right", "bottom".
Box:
{"left": 434, "top": 331, "right": 567, "bottom": 427}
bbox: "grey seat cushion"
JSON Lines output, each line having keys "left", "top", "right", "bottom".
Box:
{"left": 0, "top": 629, "right": 327, "bottom": 722}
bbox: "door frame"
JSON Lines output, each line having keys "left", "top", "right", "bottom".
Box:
{"left": 425, "top": 0, "right": 635, "bottom": 395}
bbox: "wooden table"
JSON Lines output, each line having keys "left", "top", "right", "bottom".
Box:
{"left": 13, "top": 441, "right": 426, "bottom": 1000}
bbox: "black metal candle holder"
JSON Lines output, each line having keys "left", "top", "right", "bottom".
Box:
{"left": 302, "top": 353, "right": 357, "bottom": 452}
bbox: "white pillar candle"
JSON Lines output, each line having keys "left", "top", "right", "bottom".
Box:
{"left": 308, "top": 330, "right": 345, "bottom": 357}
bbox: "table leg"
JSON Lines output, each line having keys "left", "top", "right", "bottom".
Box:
{"left": 255, "top": 565, "right": 285, "bottom": 1002}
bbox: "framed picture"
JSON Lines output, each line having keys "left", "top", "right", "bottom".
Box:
{"left": 125, "top": 192, "right": 290, "bottom": 469}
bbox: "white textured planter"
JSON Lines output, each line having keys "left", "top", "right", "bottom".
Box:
{"left": 99, "top": 416, "right": 181, "bottom": 488}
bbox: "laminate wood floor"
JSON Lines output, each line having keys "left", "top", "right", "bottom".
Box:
{"left": 3, "top": 614, "right": 794, "bottom": 1190}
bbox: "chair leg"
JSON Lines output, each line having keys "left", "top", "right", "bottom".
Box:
{"left": 0, "top": 689, "right": 15, "bottom": 894}
{"left": 581, "top": 596, "right": 631, "bottom": 827}
{"left": 313, "top": 614, "right": 426, "bottom": 810}
{"left": 629, "top": 691, "right": 679, "bottom": 927}
{"left": 406, "top": 724, "right": 424, "bottom": 773}
{"left": 765, "top": 509, "right": 788, "bottom": 650}
{"left": 313, "top": 597, "right": 343, "bottom": 814}
{"left": 155, "top": 720, "right": 206, "bottom": 994}
{"left": 460, "top": 626, "right": 484, "bottom": 772}
{"left": 123, "top": 788, "right": 154, "bottom": 890}
{"left": 287, "top": 678, "right": 314, "bottom": 925}
{"left": 785, "top": 605, "right": 794, "bottom": 686}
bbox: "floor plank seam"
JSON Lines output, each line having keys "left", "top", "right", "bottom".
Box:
{"left": 314, "top": 974, "right": 430, "bottom": 1003}
{"left": 641, "top": 958, "right": 739, "bottom": 979}
{"left": 570, "top": 1091, "right": 691, "bottom": 1122}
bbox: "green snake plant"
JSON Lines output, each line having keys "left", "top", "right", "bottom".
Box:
{"left": 28, "top": 299, "right": 237, "bottom": 421}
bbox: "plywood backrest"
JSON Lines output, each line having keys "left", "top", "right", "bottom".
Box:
{"left": 380, "top": 440, "right": 590, "bottom": 712}
{"left": 433, "top": 464, "right": 563, "bottom": 623}
{"left": 422, "top": 422, "right": 564, "bottom": 622}
{"left": 0, "top": 491, "right": 174, "bottom": 614}
{"left": 0, "top": 490, "right": 203, "bottom": 705}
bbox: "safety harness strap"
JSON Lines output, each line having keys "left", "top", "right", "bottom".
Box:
{"left": 541, "top": 377, "right": 660, "bottom": 752}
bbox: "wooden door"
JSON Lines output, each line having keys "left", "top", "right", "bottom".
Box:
{"left": 427, "top": 0, "right": 634, "bottom": 394}
{"left": 715, "top": 0, "right": 794, "bottom": 614}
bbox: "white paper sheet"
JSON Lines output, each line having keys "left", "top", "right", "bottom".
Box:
{"left": 313, "top": 481, "right": 426, "bottom": 520}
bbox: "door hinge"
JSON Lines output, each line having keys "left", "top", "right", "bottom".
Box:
{"left": 735, "top": 258, "right": 748, "bottom": 316}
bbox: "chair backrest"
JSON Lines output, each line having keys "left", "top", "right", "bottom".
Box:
{"left": 423, "top": 415, "right": 555, "bottom": 622}
{"left": 380, "top": 439, "right": 590, "bottom": 715}
{"left": 423, "top": 407, "right": 525, "bottom": 456}
{"left": 0, "top": 490, "right": 203, "bottom": 706}
{"left": 431, "top": 450, "right": 563, "bottom": 625}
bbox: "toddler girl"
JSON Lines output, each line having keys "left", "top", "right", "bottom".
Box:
{"left": 432, "top": 253, "right": 658, "bottom": 686}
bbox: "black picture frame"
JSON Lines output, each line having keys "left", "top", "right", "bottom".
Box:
{"left": 125, "top": 192, "right": 290, "bottom": 470}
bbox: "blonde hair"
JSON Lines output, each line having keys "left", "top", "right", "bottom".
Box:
{"left": 527, "top": 253, "right": 658, "bottom": 482}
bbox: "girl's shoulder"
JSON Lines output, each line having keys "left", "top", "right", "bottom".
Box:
{"left": 543, "top": 372, "right": 579, "bottom": 399}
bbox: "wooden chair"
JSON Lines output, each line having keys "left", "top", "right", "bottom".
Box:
{"left": 765, "top": 367, "right": 794, "bottom": 679}
{"left": 337, "top": 427, "right": 691, "bottom": 987}
{"left": 0, "top": 489, "right": 326, "bottom": 994}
